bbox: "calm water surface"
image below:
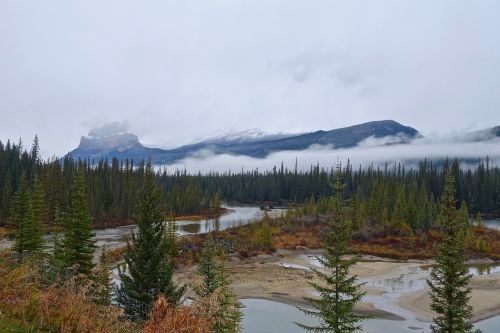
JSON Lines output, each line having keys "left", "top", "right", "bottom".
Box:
{"left": 482, "top": 219, "right": 500, "bottom": 230}
{"left": 93, "top": 203, "right": 268, "bottom": 249}
{"left": 241, "top": 299, "right": 500, "bottom": 333}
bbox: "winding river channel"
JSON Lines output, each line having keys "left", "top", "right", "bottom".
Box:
{"left": 94, "top": 203, "right": 266, "bottom": 250}
{"left": 2, "top": 207, "right": 499, "bottom": 332}
{"left": 246, "top": 251, "right": 500, "bottom": 333}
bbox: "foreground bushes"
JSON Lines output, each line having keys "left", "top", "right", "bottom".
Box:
{"left": 0, "top": 255, "right": 216, "bottom": 333}
{"left": 0, "top": 258, "right": 137, "bottom": 333}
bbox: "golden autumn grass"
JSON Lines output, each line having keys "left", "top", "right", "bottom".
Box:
{"left": 144, "top": 296, "right": 211, "bottom": 333}
{"left": 0, "top": 253, "right": 216, "bottom": 333}
{"left": 0, "top": 257, "right": 137, "bottom": 333}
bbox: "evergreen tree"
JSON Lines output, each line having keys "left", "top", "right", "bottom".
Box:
{"left": 213, "top": 252, "right": 242, "bottom": 333}
{"left": 60, "top": 170, "right": 96, "bottom": 276}
{"left": 11, "top": 178, "right": 32, "bottom": 258}
{"left": 93, "top": 247, "right": 114, "bottom": 306}
{"left": 117, "top": 163, "right": 185, "bottom": 322}
{"left": 213, "top": 192, "right": 221, "bottom": 214}
{"left": 194, "top": 233, "right": 241, "bottom": 333}
{"left": 297, "top": 165, "right": 367, "bottom": 333}
{"left": 29, "top": 176, "right": 45, "bottom": 251}
{"left": 48, "top": 208, "right": 66, "bottom": 280}
{"left": 427, "top": 170, "right": 480, "bottom": 333}
{"left": 11, "top": 177, "right": 44, "bottom": 259}
{"left": 194, "top": 232, "right": 220, "bottom": 299}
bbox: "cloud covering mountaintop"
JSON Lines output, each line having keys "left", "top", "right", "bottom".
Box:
{"left": 1, "top": 1, "right": 500, "bottom": 157}
{"left": 68, "top": 120, "right": 500, "bottom": 171}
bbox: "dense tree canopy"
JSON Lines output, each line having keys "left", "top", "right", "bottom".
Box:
{"left": 0, "top": 137, "right": 499, "bottom": 233}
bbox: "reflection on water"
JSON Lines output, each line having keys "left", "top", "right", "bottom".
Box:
{"left": 474, "top": 219, "right": 500, "bottom": 230}
{"left": 175, "top": 216, "right": 244, "bottom": 235}
{"left": 89, "top": 204, "right": 270, "bottom": 250}
{"left": 420, "top": 263, "right": 500, "bottom": 276}
{"left": 241, "top": 299, "right": 500, "bottom": 333}
{"left": 469, "top": 263, "right": 500, "bottom": 275}
{"left": 175, "top": 205, "right": 266, "bottom": 235}
{"left": 178, "top": 223, "right": 202, "bottom": 234}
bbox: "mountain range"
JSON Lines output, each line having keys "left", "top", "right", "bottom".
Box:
{"left": 67, "top": 120, "right": 499, "bottom": 165}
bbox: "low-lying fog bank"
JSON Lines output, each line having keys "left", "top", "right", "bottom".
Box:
{"left": 162, "top": 138, "right": 500, "bottom": 173}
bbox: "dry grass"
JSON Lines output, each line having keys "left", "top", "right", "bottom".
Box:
{"left": 109, "top": 216, "right": 500, "bottom": 266}
{"left": 0, "top": 256, "right": 138, "bottom": 333}
{"left": 144, "top": 296, "right": 212, "bottom": 333}
{"left": 108, "top": 245, "right": 128, "bottom": 263}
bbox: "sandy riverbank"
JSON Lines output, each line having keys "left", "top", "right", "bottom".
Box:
{"left": 398, "top": 272, "right": 500, "bottom": 323}
{"left": 178, "top": 249, "right": 500, "bottom": 324}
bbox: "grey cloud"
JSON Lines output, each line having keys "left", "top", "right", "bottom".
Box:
{"left": 0, "top": 1, "right": 499, "bottom": 157}
{"left": 164, "top": 138, "right": 500, "bottom": 174}
{"left": 88, "top": 120, "right": 129, "bottom": 138}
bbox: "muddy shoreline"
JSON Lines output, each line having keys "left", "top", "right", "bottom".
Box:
{"left": 176, "top": 248, "right": 500, "bottom": 325}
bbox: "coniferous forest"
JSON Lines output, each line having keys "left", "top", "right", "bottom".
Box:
{"left": 1, "top": 137, "right": 499, "bottom": 230}
{"left": 1, "top": 136, "right": 498, "bottom": 333}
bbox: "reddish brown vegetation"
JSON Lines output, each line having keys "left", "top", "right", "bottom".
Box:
{"left": 144, "top": 296, "right": 212, "bottom": 333}
{"left": 107, "top": 218, "right": 500, "bottom": 266}
{"left": 0, "top": 257, "right": 137, "bottom": 333}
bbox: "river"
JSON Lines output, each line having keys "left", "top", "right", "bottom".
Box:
{"left": 241, "top": 255, "right": 500, "bottom": 333}
{"left": 241, "top": 298, "right": 500, "bottom": 333}
{"left": 93, "top": 213, "right": 500, "bottom": 332}
{"left": 482, "top": 219, "right": 500, "bottom": 230}
{"left": 92, "top": 203, "right": 267, "bottom": 250}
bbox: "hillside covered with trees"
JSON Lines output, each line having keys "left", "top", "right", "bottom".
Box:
{"left": 1, "top": 137, "right": 498, "bottom": 232}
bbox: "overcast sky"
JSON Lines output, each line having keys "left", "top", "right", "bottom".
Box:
{"left": 1, "top": 0, "right": 499, "bottom": 157}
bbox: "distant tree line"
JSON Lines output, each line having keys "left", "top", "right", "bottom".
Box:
{"left": 160, "top": 159, "right": 499, "bottom": 218}
{"left": 0, "top": 137, "right": 221, "bottom": 227}
{"left": 1, "top": 137, "right": 498, "bottom": 229}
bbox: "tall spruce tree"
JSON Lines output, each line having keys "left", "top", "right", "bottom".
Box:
{"left": 30, "top": 176, "right": 45, "bottom": 251}
{"left": 194, "top": 232, "right": 220, "bottom": 299}
{"left": 194, "top": 233, "right": 242, "bottom": 333}
{"left": 297, "top": 165, "right": 367, "bottom": 333}
{"left": 11, "top": 177, "right": 44, "bottom": 259}
{"left": 213, "top": 252, "right": 242, "bottom": 333}
{"left": 427, "top": 170, "right": 480, "bottom": 333}
{"left": 117, "top": 163, "right": 185, "bottom": 322}
{"left": 93, "top": 247, "right": 114, "bottom": 306}
{"left": 11, "top": 178, "right": 31, "bottom": 257}
{"left": 60, "top": 170, "right": 96, "bottom": 276}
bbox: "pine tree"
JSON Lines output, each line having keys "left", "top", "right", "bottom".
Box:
{"left": 11, "top": 177, "right": 44, "bottom": 259}
{"left": 93, "top": 247, "right": 114, "bottom": 306}
{"left": 427, "top": 170, "right": 480, "bottom": 333}
{"left": 11, "top": 178, "right": 32, "bottom": 258}
{"left": 117, "top": 163, "right": 185, "bottom": 322}
{"left": 213, "top": 192, "right": 221, "bottom": 214}
{"left": 194, "top": 233, "right": 220, "bottom": 299}
{"left": 29, "top": 176, "right": 45, "bottom": 251}
{"left": 213, "top": 252, "right": 242, "bottom": 333}
{"left": 194, "top": 233, "right": 241, "bottom": 333}
{"left": 47, "top": 208, "right": 66, "bottom": 281}
{"left": 297, "top": 165, "right": 367, "bottom": 333}
{"left": 60, "top": 170, "right": 96, "bottom": 276}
